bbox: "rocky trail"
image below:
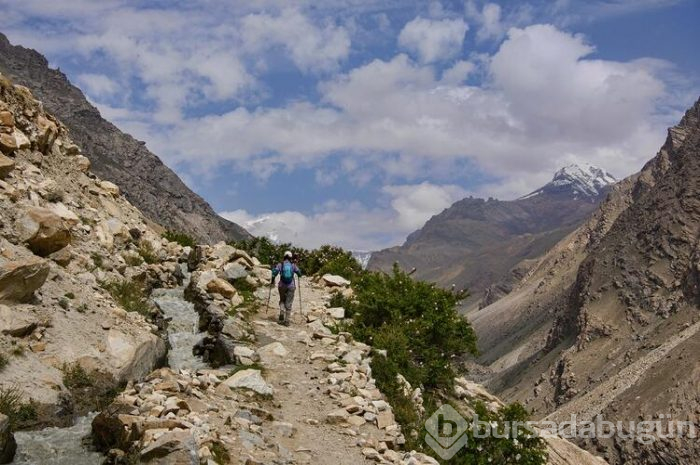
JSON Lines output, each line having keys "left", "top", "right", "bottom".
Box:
{"left": 245, "top": 278, "right": 407, "bottom": 465}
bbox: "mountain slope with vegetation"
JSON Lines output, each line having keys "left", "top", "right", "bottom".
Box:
{"left": 0, "top": 32, "right": 250, "bottom": 244}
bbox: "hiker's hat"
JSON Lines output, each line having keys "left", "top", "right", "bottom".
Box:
{"left": 284, "top": 250, "right": 293, "bottom": 259}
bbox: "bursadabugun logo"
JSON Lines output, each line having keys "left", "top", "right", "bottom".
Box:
{"left": 424, "top": 404, "right": 469, "bottom": 460}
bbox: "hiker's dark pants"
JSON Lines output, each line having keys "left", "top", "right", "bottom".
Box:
{"left": 278, "top": 285, "right": 295, "bottom": 321}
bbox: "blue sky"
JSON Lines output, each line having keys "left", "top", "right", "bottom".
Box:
{"left": 1, "top": 0, "right": 698, "bottom": 250}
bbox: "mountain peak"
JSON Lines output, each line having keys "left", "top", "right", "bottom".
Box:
{"left": 521, "top": 163, "right": 617, "bottom": 201}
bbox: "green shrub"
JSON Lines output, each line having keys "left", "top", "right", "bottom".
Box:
{"left": 210, "top": 441, "right": 230, "bottom": 464}
{"left": 439, "top": 401, "right": 547, "bottom": 465}
{"left": 0, "top": 385, "right": 37, "bottom": 427}
{"left": 162, "top": 230, "right": 196, "bottom": 247}
{"left": 338, "top": 265, "right": 546, "bottom": 463}
{"left": 231, "top": 238, "right": 362, "bottom": 279}
{"left": 64, "top": 292, "right": 75, "bottom": 299}
{"left": 138, "top": 241, "right": 159, "bottom": 264}
{"left": 62, "top": 362, "right": 94, "bottom": 389}
{"left": 101, "top": 279, "right": 152, "bottom": 316}
{"left": 347, "top": 265, "right": 476, "bottom": 391}
{"left": 123, "top": 252, "right": 144, "bottom": 266}
{"left": 0, "top": 353, "right": 7, "bottom": 371}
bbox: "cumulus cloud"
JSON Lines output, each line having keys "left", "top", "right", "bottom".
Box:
{"left": 77, "top": 73, "right": 120, "bottom": 98}
{"left": 240, "top": 8, "right": 351, "bottom": 73}
{"left": 148, "top": 24, "right": 673, "bottom": 199}
{"left": 221, "top": 182, "right": 467, "bottom": 250}
{"left": 398, "top": 17, "right": 468, "bottom": 63}
{"left": 383, "top": 183, "right": 467, "bottom": 230}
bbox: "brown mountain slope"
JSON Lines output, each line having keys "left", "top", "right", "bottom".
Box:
{"left": 0, "top": 33, "right": 251, "bottom": 243}
{"left": 478, "top": 98, "right": 700, "bottom": 465}
{"left": 369, "top": 165, "right": 615, "bottom": 307}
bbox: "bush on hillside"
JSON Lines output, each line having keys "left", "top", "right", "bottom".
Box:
{"left": 343, "top": 265, "right": 547, "bottom": 464}
{"left": 0, "top": 385, "right": 37, "bottom": 427}
{"left": 162, "top": 230, "right": 196, "bottom": 247}
{"left": 101, "top": 278, "right": 152, "bottom": 316}
{"left": 231, "top": 238, "right": 362, "bottom": 279}
{"left": 347, "top": 264, "right": 476, "bottom": 390}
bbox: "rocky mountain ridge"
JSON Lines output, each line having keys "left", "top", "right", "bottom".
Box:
{"left": 369, "top": 164, "right": 616, "bottom": 308}
{"left": 0, "top": 32, "right": 250, "bottom": 244}
{"left": 475, "top": 97, "right": 700, "bottom": 465}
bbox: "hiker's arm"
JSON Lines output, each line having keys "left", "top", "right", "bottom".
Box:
{"left": 294, "top": 265, "right": 302, "bottom": 277}
{"left": 271, "top": 265, "right": 279, "bottom": 283}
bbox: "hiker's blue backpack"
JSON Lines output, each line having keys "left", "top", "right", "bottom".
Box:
{"left": 281, "top": 261, "right": 294, "bottom": 284}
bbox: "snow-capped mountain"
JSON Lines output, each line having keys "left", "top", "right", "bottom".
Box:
{"left": 369, "top": 164, "right": 616, "bottom": 306}
{"left": 521, "top": 163, "right": 617, "bottom": 201}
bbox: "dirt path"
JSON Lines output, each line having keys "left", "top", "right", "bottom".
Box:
{"left": 246, "top": 277, "right": 409, "bottom": 465}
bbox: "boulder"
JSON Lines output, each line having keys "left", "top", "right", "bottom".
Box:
{"left": 35, "top": 115, "right": 58, "bottom": 150}
{"left": 0, "top": 258, "right": 50, "bottom": 302}
{"left": 206, "top": 278, "right": 237, "bottom": 298}
{"left": 0, "top": 133, "right": 17, "bottom": 154}
{"left": 327, "top": 307, "right": 345, "bottom": 319}
{"left": 0, "top": 305, "right": 38, "bottom": 337}
{"left": 49, "top": 203, "right": 80, "bottom": 227}
{"left": 257, "top": 342, "right": 288, "bottom": 364}
{"left": 376, "top": 410, "right": 395, "bottom": 429}
{"left": 322, "top": 274, "right": 351, "bottom": 287}
{"left": 326, "top": 408, "right": 350, "bottom": 424}
{"left": 74, "top": 155, "right": 91, "bottom": 172}
{"left": 12, "top": 129, "right": 30, "bottom": 150}
{"left": 220, "top": 369, "right": 273, "bottom": 396}
{"left": 140, "top": 430, "right": 198, "bottom": 464}
{"left": 223, "top": 262, "right": 248, "bottom": 281}
{"left": 91, "top": 407, "right": 143, "bottom": 452}
{"left": 0, "top": 413, "right": 16, "bottom": 464}
{"left": 0, "top": 154, "right": 14, "bottom": 179}
{"left": 0, "top": 111, "right": 14, "bottom": 127}
{"left": 99, "top": 180, "right": 120, "bottom": 196}
{"left": 210, "top": 243, "right": 237, "bottom": 261}
{"left": 17, "top": 207, "right": 72, "bottom": 256}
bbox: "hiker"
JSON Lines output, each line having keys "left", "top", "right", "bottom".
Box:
{"left": 271, "top": 251, "right": 302, "bottom": 326}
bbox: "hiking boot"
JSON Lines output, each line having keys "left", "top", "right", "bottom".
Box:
{"left": 282, "top": 320, "right": 290, "bottom": 327}
{"left": 278, "top": 313, "right": 284, "bottom": 324}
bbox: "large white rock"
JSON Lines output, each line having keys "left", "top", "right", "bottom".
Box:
{"left": 322, "top": 274, "right": 350, "bottom": 287}
{"left": 327, "top": 307, "right": 345, "bottom": 319}
{"left": 17, "top": 207, "right": 72, "bottom": 256}
{"left": 0, "top": 258, "right": 50, "bottom": 303}
{"left": 221, "top": 369, "right": 273, "bottom": 396}
{"left": 257, "top": 342, "right": 288, "bottom": 364}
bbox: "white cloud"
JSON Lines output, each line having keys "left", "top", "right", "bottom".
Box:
{"left": 77, "top": 73, "right": 120, "bottom": 98}
{"left": 398, "top": 17, "right": 468, "bottom": 63}
{"left": 149, "top": 24, "right": 674, "bottom": 199}
{"left": 441, "top": 60, "right": 475, "bottom": 84}
{"left": 382, "top": 182, "right": 467, "bottom": 230}
{"left": 221, "top": 182, "right": 467, "bottom": 250}
{"left": 240, "top": 8, "right": 351, "bottom": 73}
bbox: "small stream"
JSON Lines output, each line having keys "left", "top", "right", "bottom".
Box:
{"left": 11, "top": 414, "right": 102, "bottom": 465}
{"left": 152, "top": 285, "right": 207, "bottom": 372}
{"left": 11, "top": 267, "right": 205, "bottom": 464}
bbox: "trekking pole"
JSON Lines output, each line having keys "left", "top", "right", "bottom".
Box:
{"left": 298, "top": 276, "right": 303, "bottom": 317}
{"left": 266, "top": 281, "right": 273, "bottom": 315}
